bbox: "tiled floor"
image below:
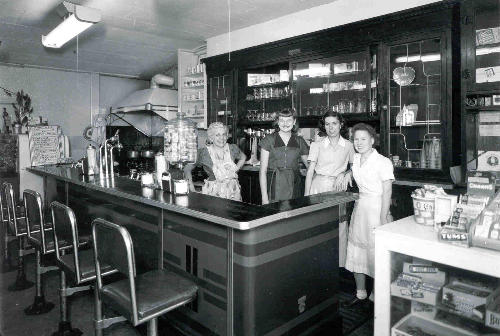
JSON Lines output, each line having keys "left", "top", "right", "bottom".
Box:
{"left": 0, "top": 252, "right": 372, "bottom": 336}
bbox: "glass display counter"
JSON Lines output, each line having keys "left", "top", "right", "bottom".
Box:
{"left": 374, "top": 216, "right": 500, "bottom": 336}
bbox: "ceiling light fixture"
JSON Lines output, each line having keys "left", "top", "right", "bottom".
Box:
{"left": 42, "top": 1, "right": 101, "bottom": 48}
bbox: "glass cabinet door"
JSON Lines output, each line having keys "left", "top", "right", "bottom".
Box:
{"left": 471, "top": 0, "right": 500, "bottom": 89}
{"left": 291, "top": 50, "right": 376, "bottom": 117}
{"left": 387, "top": 38, "right": 443, "bottom": 171}
{"left": 209, "top": 73, "right": 233, "bottom": 138}
{"left": 239, "top": 62, "right": 291, "bottom": 125}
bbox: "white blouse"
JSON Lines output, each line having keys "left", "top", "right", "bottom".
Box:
{"left": 352, "top": 149, "right": 394, "bottom": 196}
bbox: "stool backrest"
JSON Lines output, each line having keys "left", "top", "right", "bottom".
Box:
{"left": 0, "top": 182, "right": 7, "bottom": 225}
{"left": 3, "top": 182, "right": 21, "bottom": 236}
{"left": 50, "top": 201, "right": 82, "bottom": 280}
{"left": 24, "top": 190, "right": 51, "bottom": 253}
{"left": 92, "top": 218, "right": 138, "bottom": 322}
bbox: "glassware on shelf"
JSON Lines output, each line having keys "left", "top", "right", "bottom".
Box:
{"left": 388, "top": 38, "right": 442, "bottom": 170}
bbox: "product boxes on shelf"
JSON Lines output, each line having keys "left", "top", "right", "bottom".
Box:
{"left": 472, "top": 188, "right": 500, "bottom": 251}
{"left": 390, "top": 262, "right": 446, "bottom": 306}
{"left": 411, "top": 301, "right": 437, "bottom": 319}
{"left": 486, "top": 289, "right": 500, "bottom": 330}
{"left": 391, "top": 314, "right": 478, "bottom": 336}
{"left": 442, "top": 278, "right": 500, "bottom": 320}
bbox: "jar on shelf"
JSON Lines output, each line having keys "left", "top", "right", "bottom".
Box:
{"left": 164, "top": 112, "right": 198, "bottom": 166}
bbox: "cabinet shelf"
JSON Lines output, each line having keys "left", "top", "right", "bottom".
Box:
{"left": 245, "top": 97, "right": 291, "bottom": 102}
{"left": 465, "top": 106, "right": 500, "bottom": 111}
{"left": 237, "top": 113, "right": 379, "bottom": 128}
{"left": 183, "top": 72, "right": 204, "bottom": 78}
{"left": 294, "top": 70, "right": 366, "bottom": 81}
{"left": 183, "top": 85, "right": 205, "bottom": 90}
{"left": 248, "top": 81, "right": 289, "bottom": 88}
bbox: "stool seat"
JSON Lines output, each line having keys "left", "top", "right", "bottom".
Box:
{"left": 101, "top": 269, "right": 198, "bottom": 321}
{"left": 28, "top": 230, "right": 75, "bottom": 253}
{"left": 59, "top": 249, "right": 112, "bottom": 282}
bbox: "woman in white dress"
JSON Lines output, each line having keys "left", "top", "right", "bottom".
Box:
{"left": 304, "top": 111, "right": 354, "bottom": 267}
{"left": 343, "top": 123, "right": 394, "bottom": 307}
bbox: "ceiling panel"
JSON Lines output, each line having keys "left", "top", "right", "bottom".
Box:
{"left": 0, "top": 0, "right": 338, "bottom": 79}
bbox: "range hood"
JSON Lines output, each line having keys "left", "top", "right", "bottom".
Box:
{"left": 110, "top": 74, "right": 178, "bottom": 137}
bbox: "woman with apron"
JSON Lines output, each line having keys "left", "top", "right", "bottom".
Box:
{"left": 343, "top": 123, "right": 394, "bottom": 307}
{"left": 259, "top": 109, "right": 309, "bottom": 204}
{"left": 185, "top": 122, "right": 246, "bottom": 201}
{"left": 304, "top": 111, "right": 355, "bottom": 267}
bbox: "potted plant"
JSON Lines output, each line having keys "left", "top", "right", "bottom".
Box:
{"left": 11, "top": 90, "right": 33, "bottom": 133}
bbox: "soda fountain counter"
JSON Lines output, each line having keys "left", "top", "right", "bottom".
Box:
{"left": 28, "top": 165, "right": 357, "bottom": 336}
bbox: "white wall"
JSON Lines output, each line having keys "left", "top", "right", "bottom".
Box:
{"left": 207, "top": 0, "right": 441, "bottom": 57}
{"left": 0, "top": 64, "right": 148, "bottom": 159}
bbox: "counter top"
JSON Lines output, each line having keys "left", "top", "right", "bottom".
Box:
{"left": 29, "top": 165, "right": 357, "bottom": 230}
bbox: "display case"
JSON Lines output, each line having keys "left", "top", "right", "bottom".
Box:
{"left": 208, "top": 72, "right": 235, "bottom": 140}
{"left": 375, "top": 217, "right": 500, "bottom": 336}
{"left": 178, "top": 49, "right": 207, "bottom": 129}
{"left": 462, "top": 0, "right": 500, "bottom": 183}
{"left": 291, "top": 48, "right": 378, "bottom": 123}
{"left": 462, "top": 0, "right": 500, "bottom": 92}
{"left": 384, "top": 33, "right": 457, "bottom": 183}
{"left": 237, "top": 62, "right": 291, "bottom": 128}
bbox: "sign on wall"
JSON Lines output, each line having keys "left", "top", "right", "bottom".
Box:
{"left": 28, "top": 125, "right": 64, "bottom": 166}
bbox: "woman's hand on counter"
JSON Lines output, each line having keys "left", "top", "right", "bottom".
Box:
{"left": 333, "top": 170, "right": 352, "bottom": 192}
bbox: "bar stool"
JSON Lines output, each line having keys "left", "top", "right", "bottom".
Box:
{"left": 3, "top": 182, "right": 34, "bottom": 291}
{"left": 50, "top": 201, "right": 112, "bottom": 336}
{"left": 0, "top": 182, "right": 17, "bottom": 273}
{"left": 92, "top": 218, "right": 198, "bottom": 336}
{"left": 24, "top": 189, "right": 60, "bottom": 315}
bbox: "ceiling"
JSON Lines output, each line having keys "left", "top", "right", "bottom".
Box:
{"left": 0, "top": 0, "right": 336, "bottom": 79}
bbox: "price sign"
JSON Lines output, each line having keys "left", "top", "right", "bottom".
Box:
{"left": 28, "top": 125, "right": 64, "bottom": 166}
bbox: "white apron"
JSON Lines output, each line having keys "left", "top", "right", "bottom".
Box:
{"left": 202, "top": 145, "right": 242, "bottom": 201}
{"left": 309, "top": 174, "right": 348, "bottom": 268}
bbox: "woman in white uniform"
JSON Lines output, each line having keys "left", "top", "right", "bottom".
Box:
{"left": 343, "top": 123, "right": 394, "bottom": 307}
{"left": 305, "top": 111, "right": 354, "bottom": 266}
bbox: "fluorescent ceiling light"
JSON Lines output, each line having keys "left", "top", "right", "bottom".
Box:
{"left": 42, "top": 2, "right": 101, "bottom": 48}
{"left": 395, "top": 53, "right": 440, "bottom": 63}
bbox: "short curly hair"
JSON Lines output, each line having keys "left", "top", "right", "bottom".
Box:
{"left": 272, "top": 108, "right": 299, "bottom": 133}
{"left": 317, "top": 111, "right": 345, "bottom": 137}
{"left": 351, "top": 122, "right": 376, "bottom": 139}
{"left": 206, "top": 122, "right": 228, "bottom": 145}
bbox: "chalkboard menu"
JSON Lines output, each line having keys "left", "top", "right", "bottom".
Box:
{"left": 28, "top": 126, "right": 64, "bottom": 166}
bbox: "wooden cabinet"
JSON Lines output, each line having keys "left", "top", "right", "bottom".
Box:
{"left": 205, "top": 1, "right": 461, "bottom": 184}
{"left": 461, "top": 0, "right": 500, "bottom": 183}
{"left": 461, "top": 0, "right": 500, "bottom": 93}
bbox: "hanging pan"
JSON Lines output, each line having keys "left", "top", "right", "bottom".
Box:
{"left": 393, "top": 44, "right": 415, "bottom": 87}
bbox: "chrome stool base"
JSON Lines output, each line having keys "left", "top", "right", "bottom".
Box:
{"left": 25, "top": 295, "right": 55, "bottom": 315}
{"left": 51, "top": 321, "right": 82, "bottom": 336}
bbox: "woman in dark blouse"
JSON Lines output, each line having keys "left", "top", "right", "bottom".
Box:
{"left": 259, "top": 108, "right": 309, "bottom": 204}
{"left": 184, "top": 122, "right": 246, "bottom": 201}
